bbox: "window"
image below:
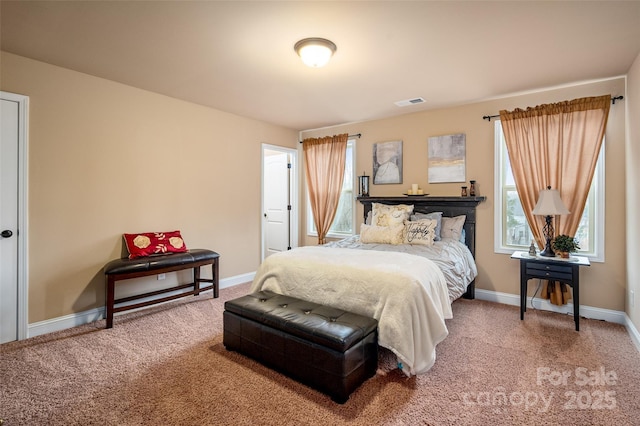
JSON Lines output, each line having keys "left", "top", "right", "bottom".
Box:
{"left": 307, "top": 139, "right": 356, "bottom": 238}
{"left": 494, "top": 121, "right": 604, "bottom": 261}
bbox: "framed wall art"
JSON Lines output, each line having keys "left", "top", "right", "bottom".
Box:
{"left": 428, "top": 133, "right": 466, "bottom": 183}
{"left": 373, "top": 140, "right": 403, "bottom": 184}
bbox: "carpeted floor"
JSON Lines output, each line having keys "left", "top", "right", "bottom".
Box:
{"left": 1, "top": 282, "right": 639, "bottom": 425}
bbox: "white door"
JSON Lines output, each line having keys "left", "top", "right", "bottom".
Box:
{"left": 1, "top": 97, "right": 19, "bottom": 343}
{"left": 1, "top": 91, "right": 28, "bottom": 343}
{"left": 262, "top": 145, "right": 298, "bottom": 260}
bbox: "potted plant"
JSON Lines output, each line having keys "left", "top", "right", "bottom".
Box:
{"left": 552, "top": 234, "right": 580, "bottom": 258}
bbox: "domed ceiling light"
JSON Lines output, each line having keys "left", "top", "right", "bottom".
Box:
{"left": 294, "top": 38, "right": 337, "bottom": 68}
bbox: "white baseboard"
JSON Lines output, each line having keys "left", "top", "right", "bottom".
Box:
{"left": 219, "top": 272, "right": 255, "bottom": 290}
{"left": 28, "top": 306, "right": 107, "bottom": 338}
{"left": 624, "top": 313, "right": 640, "bottom": 352}
{"left": 475, "top": 288, "right": 640, "bottom": 351}
{"left": 27, "top": 272, "right": 255, "bottom": 339}
{"left": 475, "top": 288, "right": 626, "bottom": 324}
{"left": 26, "top": 279, "right": 640, "bottom": 354}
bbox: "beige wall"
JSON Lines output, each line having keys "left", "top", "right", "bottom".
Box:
{"left": 301, "top": 78, "right": 627, "bottom": 312}
{"left": 626, "top": 51, "right": 640, "bottom": 328}
{"left": 1, "top": 48, "right": 633, "bottom": 325}
{"left": 1, "top": 52, "right": 298, "bottom": 323}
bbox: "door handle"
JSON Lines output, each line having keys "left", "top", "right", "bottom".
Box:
{"left": 1, "top": 230, "right": 13, "bottom": 238}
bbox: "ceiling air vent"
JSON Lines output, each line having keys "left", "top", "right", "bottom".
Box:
{"left": 394, "top": 97, "right": 426, "bottom": 107}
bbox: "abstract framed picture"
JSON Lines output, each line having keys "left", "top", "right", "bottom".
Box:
{"left": 427, "top": 133, "right": 466, "bottom": 183}
{"left": 373, "top": 140, "right": 403, "bottom": 184}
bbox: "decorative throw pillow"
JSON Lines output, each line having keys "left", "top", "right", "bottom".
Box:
{"left": 123, "top": 230, "right": 188, "bottom": 259}
{"left": 371, "top": 203, "right": 414, "bottom": 227}
{"left": 411, "top": 211, "right": 443, "bottom": 240}
{"left": 440, "top": 215, "right": 466, "bottom": 242}
{"left": 360, "top": 223, "right": 405, "bottom": 245}
{"left": 403, "top": 219, "right": 437, "bottom": 246}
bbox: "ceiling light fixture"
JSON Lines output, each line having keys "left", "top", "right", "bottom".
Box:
{"left": 294, "top": 38, "right": 337, "bottom": 68}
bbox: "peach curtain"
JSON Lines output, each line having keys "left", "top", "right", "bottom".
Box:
{"left": 303, "top": 133, "right": 348, "bottom": 244}
{"left": 499, "top": 95, "right": 610, "bottom": 304}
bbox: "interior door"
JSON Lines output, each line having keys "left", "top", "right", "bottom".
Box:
{"left": 1, "top": 96, "right": 20, "bottom": 343}
{"left": 263, "top": 150, "right": 291, "bottom": 258}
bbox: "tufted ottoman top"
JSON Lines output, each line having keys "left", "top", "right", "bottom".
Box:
{"left": 224, "top": 291, "right": 378, "bottom": 352}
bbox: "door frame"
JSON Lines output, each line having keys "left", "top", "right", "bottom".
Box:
{"left": 1, "top": 91, "right": 29, "bottom": 341}
{"left": 261, "top": 144, "right": 298, "bottom": 262}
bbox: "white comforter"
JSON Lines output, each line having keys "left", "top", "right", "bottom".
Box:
{"left": 325, "top": 236, "right": 477, "bottom": 301}
{"left": 250, "top": 246, "right": 452, "bottom": 376}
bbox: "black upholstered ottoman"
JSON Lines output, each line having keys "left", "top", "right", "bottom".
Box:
{"left": 223, "top": 291, "right": 378, "bottom": 403}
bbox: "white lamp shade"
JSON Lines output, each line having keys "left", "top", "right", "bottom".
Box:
{"left": 532, "top": 188, "right": 570, "bottom": 216}
{"left": 295, "top": 38, "right": 336, "bottom": 68}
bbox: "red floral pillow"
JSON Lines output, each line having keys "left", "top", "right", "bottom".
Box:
{"left": 123, "top": 230, "right": 188, "bottom": 259}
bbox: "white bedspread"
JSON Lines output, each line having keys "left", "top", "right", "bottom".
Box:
{"left": 325, "top": 236, "right": 477, "bottom": 301}
{"left": 250, "top": 246, "right": 452, "bottom": 376}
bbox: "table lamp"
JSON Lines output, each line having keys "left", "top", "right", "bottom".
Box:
{"left": 532, "top": 186, "right": 570, "bottom": 257}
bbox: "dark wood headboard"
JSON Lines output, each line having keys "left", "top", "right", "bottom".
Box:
{"left": 357, "top": 195, "right": 486, "bottom": 299}
{"left": 357, "top": 195, "right": 486, "bottom": 256}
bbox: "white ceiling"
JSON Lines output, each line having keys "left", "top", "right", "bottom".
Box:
{"left": 2, "top": 1, "right": 639, "bottom": 130}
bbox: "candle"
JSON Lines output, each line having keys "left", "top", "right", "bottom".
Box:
{"left": 412, "top": 184, "right": 418, "bottom": 193}
{"left": 417, "top": 189, "right": 424, "bottom": 195}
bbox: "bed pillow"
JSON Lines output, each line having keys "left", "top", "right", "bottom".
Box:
{"left": 360, "top": 223, "right": 405, "bottom": 245}
{"left": 123, "top": 230, "right": 188, "bottom": 259}
{"left": 403, "top": 219, "right": 437, "bottom": 246}
{"left": 440, "top": 215, "right": 466, "bottom": 242}
{"left": 411, "top": 211, "right": 443, "bottom": 240}
{"left": 371, "top": 203, "right": 414, "bottom": 227}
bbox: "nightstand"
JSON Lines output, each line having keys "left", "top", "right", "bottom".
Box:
{"left": 511, "top": 251, "right": 590, "bottom": 331}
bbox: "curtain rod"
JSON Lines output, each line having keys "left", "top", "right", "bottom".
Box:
{"left": 482, "top": 96, "right": 624, "bottom": 122}
{"left": 299, "top": 133, "right": 361, "bottom": 143}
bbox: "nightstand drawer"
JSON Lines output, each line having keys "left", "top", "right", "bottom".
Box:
{"left": 526, "top": 263, "right": 573, "bottom": 281}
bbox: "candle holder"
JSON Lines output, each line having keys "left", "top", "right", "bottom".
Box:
{"left": 358, "top": 173, "right": 370, "bottom": 197}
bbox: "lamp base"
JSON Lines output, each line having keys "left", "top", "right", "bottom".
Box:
{"left": 539, "top": 215, "right": 556, "bottom": 257}
{"left": 539, "top": 241, "right": 555, "bottom": 257}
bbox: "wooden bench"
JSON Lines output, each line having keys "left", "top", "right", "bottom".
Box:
{"left": 103, "top": 249, "right": 219, "bottom": 328}
{"left": 223, "top": 291, "right": 378, "bottom": 403}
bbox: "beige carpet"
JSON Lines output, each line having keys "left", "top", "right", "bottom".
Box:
{"left": 1, "top": 283, "right": 639, "bottom": 425}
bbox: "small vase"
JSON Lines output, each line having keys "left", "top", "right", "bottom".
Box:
{"left": 559, "top": 252, "right": 570, "bottom": 259}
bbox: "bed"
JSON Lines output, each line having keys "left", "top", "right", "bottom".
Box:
{"left": 250, "top": 195, "right": 485, "bottom": 376}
